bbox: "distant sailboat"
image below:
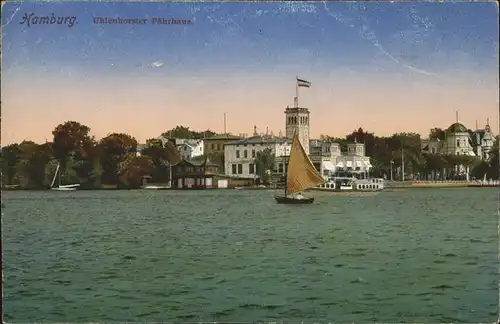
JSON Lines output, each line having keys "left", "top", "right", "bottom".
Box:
{"left": 275, "top": 132, "right": 325, "bottom": 204}
{"left": 50, "top": 164, "right": 80, "bottom": 191}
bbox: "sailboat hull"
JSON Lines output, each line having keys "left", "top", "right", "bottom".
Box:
{"left": 275, "top": 195, "right": 314, "bottom": 204}
{"left": 51, "top": 184, "right": 80, "bottom": 191}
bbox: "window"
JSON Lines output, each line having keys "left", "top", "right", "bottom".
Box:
{"left": 249, "top": 163, "right": 255, "bottom": 174}
{"left": 456, "top": 140, "right": 460, "bottom": 147}
{"left": 217, "top": 144, "right": 221, "bottom": 151}
{"left": 232, "top": 164, "right": 237, "bottom": 174}
{"left": 244, "top": 150, "right": 248, "bottom": 158}
{"left": 278, "top": 163, "right": 284, "bottom": 173}
{"left": 252, "top": 150, "right": 256, "bottom": 158}
{"left": 236, "top": 150, "right": 240, "bottom": 158}
{"left": 237, "top": 164, "right": 243, "bottom": 174}
{"left": 211, "top": 143, "right": 215, "bottom": 149}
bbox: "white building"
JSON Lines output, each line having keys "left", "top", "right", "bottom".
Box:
{"left": 421, "top": 121, "right": 494, "bottom": 160}
{"left": 224, "top": 100, "right": 374, "bottom": 181}
{"left": 175, "top": 139, "right": 204, "bottom": 160}
{"left": 224, "top": 135, "right": 291, "bottom": 178}
{"left": 471, "top": 120, "right": 495, "bottom": 160}
{"left": 309, "top": 140, "right": 372, "bottom": 179}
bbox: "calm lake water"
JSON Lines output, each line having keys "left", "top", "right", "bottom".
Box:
{"left": 2, "top": 188, "right": 498, "bottom": 322}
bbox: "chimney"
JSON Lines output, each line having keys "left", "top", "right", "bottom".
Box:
{"left": 266, "top": 126, "right": 269, "bottom": 135}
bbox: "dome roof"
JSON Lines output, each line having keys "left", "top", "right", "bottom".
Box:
{"left": 446, "top": 122, "right": 468, "bottom": 133}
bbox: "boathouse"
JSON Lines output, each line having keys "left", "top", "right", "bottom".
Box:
{"left": 171, "top": 158, "right": 221, "bottom": 189}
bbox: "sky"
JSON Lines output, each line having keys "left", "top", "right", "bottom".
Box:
{"left": 1, "top": 1, "right": 499, "bottom": 144}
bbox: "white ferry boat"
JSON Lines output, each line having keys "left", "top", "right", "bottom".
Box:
{"left": 312, "top": 170, "right": 385, "bottom": 192}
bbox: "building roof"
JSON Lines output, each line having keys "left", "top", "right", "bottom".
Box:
{"left": 174, "top": 158, "right": 219, "bottom": 167}
{"left": 226, "top": 135, "right": 291, "bottom": 146}
{"left": 205, "top": 134, "right": 241, "bottom": 140}
{"left": 175, "top": 139, "right": 202, "bottom": 146}
{"left": 446, "top": 122, "right": 468, "bottom": 133}
{"left": 470, "top": 129, "right": 494, "bottom": 146}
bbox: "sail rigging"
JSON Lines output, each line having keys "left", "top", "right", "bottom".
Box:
{"left": 285, "top": 133, "right": 325, "bottom": 194}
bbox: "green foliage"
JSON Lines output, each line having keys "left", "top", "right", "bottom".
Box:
{"left": 161, "top": 126, "right": 216, "bottom": 140}
{"left": 98, "top": 133, "right": 138, "bottom": 185}
{"left": 254, "top": 148, "right": 275, "bottom": 184}
{"left": 487, "top": 136, "right": 499, "bottom": 179}
{"left": 141, "top": 138, "right": 172, "bottom": 182}
{"left": 52, "top": 121, "right": 91, "bottom": 170}
{"left": 118, "top": 154, "right": 155, "bottom": 188}
{"left": 429, "top": 128, "right": 446, "bottom": 141}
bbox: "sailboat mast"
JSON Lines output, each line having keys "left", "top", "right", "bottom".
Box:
{"left": 50, "top": 164, "right": 60, "bottom": 188}
{"left": 284, "top": 153, "right": 290, "bottom": 196}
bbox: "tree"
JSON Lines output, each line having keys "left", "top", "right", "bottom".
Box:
{"left": 117, "top": 154, "right": 155, "bottom": 188}
{"left": 1, "top": 144, "right": 22, "bottom": 185}
{"left": 470, "top": 160, "right": 490, "bottom": 180}
{"left": 487, "top": 136, "right": 499, "bottom": 179}
{"left": 390, "top": 133, "right": 425, "bottom": 178}
{"left": 161, "top": 126, "right": 217, "bottom": 139}
{"left": 429, "top": 128, "right": 446, "bottom": 141}
{"left": 254, "top": 148, "right": 275, "bottom": 184}
{"left": 15, "top": 141, "right": 53, "bottom": 188}
{"left": 141, "top": 138, "right": 171, "bottom": 182}
{"left": 99, "top": 133, "right": 138, "bottom": 184}
{"left": 423, "top": 153, "right": 445, "bottom": 180}
{"left": 52, "top": 121, "right": 91, "bottom": 170}
{"left": 345, "top": 128, "right": 377, "bottom": 157}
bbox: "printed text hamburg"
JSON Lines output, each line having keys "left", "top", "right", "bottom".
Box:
{"left": 93, "top": 17, "right": 193, "bottom": 25}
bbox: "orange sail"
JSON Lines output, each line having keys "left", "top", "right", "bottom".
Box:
{"left": 286, "top": 132, "right": 325, "bottom": 194}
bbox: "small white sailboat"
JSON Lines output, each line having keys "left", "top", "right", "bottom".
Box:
{"left": 50, "top": 164, "right": 80, "bottom": 191}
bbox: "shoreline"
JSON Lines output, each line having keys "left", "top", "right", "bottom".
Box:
{"left": 2, "top": 183, "right": 498, "bottom": 191}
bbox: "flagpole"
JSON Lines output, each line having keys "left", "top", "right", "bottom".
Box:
{"left": 295, "top": 76, "right": 299, "bottom": 108}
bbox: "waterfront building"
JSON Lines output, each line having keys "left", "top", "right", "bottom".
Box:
{"left": 171, "top": 158, "right": 221, "bottom": 189}
{"left": 471, "top": 120, "right": 495, "bottom": 160}
{"left": 174, "top": 139, "right": 204, "bottom": 160}
{"left": 203, "top": 134, "right": 242, "bottom": 156}
{"left": 224, "top": 134, "right": 291, "bottom": 178}
{"left": 421, "top": 120, "right": 494, "bottom": 161}
{"left": 223, "top": 102, "right": 372, "bottom": 181}
{"left": 309, "top": 140, "right": 372, "bottom": 178}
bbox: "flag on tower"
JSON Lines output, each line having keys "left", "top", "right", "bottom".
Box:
{"left": 297, "top": 78, "right": 311, "bottom": 88}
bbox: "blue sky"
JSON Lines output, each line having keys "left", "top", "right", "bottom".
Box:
{"left": 3, "top": 1, "right": 498, "bottom": 76}
{"left": 1, "top": 1, "right": 499, "bottom": 144}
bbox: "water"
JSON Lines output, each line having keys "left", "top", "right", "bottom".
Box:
{"left": 2, "top": 188, "right": 498, "bottom": 322}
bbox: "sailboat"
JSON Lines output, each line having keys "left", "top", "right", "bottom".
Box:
{"left": 275, "top": 132, "right": 325, "bottom": 204}
{"left": 50, "top": 163, "right": 80, "bottom": 191}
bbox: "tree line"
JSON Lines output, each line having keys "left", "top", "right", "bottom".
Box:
{"left": 319, "top": 127, "right": 498, "bottom": 181}
{"left": 1, "top": 121, "right": 207, "bottom": 190}
{"left": 1, "top": 121, "right": 498, "bottom": 190}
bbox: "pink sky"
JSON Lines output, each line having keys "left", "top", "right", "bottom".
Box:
{"left": 2, "top": 69, "right": 498, "bottom": 145}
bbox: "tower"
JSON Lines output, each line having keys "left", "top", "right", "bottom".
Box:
{"left": 285, "top": 105, "right": 310, "bottom": 155}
